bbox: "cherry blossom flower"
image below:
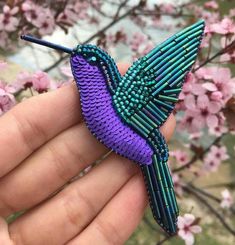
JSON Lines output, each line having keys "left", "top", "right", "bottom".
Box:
{"left": 199, "top": 67, "right": 235, "bottom": 102}
{"left": 221, "top": 189, "right": 233, "bottom": 209}
{"left": 189, "top": 132, "right": 202, "bottom": 141}
{"left": 16, "top": 71, "right": 33, "bottom": 89}
{"left": 178, "top": 214, "right": 202, "bottom": 245}
{"left": 32, "top": 71, "right": 51, "bottom": 93}
{"left": 170, "top": 150, "right": 189, "bottom": 165}
{"left": 204, "top": 1, "right": 219, "bottom": 10}
{"left": 37, "top": 14, "right": 55, "bottom": 36}
{"left": 0, "top": 5, "right": 19, "bottom": 32}
{"left": 210, "top": 145, "right": 229, "bottom": 161}
{"left": 22, "top": 2, "right": 44, "bottom": 27}
{"left": 209, "top": 124, "right": 228, "bottom": 137}
{"left": 130, "top": 32, "right": 147, "bottom": 52}
{"left": 57, "top": 6, "right": 78, "bottom": 25}
{"left": 159, "top": 3, "right": 176, "bottom": 14}
{"left": 178, "top": 110, "right": 200, "bottom": 133}
{"left": 220, "top": 51, "right": 235, "bottom": 64}
{"left": 203, "top": 153, "right": 221, "bottom": 172}
{"left": 185, "top": 94, "right": 221, "bottom": 128}
{"left": 172, "top": 174, "right": 183, "bottom": 196}
{"left": 211, "top": 18, "right": 235, "bottom": 35}
{"left": 0, "top": 80, "right": 16, "bottom": 115}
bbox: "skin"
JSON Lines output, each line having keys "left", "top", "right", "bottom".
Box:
{"left": 0, "top": 64, "right": 176, "bottom": 245}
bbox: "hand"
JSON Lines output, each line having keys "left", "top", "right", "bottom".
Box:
{"left": 0, "top": 64, "right": 175, "bottom": 245}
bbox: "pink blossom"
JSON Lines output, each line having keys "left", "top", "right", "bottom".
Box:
{"left": 170, "top": 150, "right": 189, "bottom": 165}
{"left": 0, "top": 5, "right": 19, "bottom": 32}
{"left": 209, "top": 124, "right": 228, "bottom": 137}
{"left": 35, "top": 13, "right": 55, "bottom": 36}
{"left": 203, "top": 153, "right": 221, "bottom": 172}
{"left": 172, "top": 174, "right": 183, "bottom": 196}
{"left": 130, "top": 32, "right": 147, "bottom": 52}
{"left": 159, "top": 3, "right": 176, "bottom": 14}
{"left": 220, "top": 51, "right": 235, "bottom": 64}
{"left": 32, "top": 71, "right": 51, "bottom": 93}
{"left": 211, "top": 18, "right": 235, "bottom": 35}
{"left": 179, "top": 73, "right": 205, "bottom": 100}
{"left": 22, "top": 2, "right": 43, "bottom": 27}
{"left": 16, "top": 71, "right": 33, "bottom": 89}
{"left": 0, "top": 80, "right": 16, "bottom": 115}
{"left": 220, "top": 189, "right": 233, "bottom": 208}
{"left": 185, "top": 94, "right": 221, "bottom": 128}
{"left": 189, "top": 132, "right": 202, "bottom": 141}
{"left": 204, "top": 1, "right": 219, "bottom": 10}
{"left": 209, "top": 145, "right": 229, "bottom": 162}
{"left": 178, "top": 214, "right": 202, "bottom": 245}
{"left": 74, "top": 2, "right": 89, "bottom": 20}
{"left": 57, "top": 5, "right": 78, "bottom": 25}
{"left": 178, "top": 110, "right": 200, "bottom": 133}
{"left": 197, "top": 67, "right": 235, "bottom": 102}
{"left": 210, "top": 91, "right": 223, "bottom": 102}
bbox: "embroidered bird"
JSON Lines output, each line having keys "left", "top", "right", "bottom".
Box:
{"left": 21, "top": 19, "right": 205, "bottom": 235}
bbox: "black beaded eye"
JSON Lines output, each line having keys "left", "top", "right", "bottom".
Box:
{"left": 87, "top": 56, "right": 97, "bottom": 64}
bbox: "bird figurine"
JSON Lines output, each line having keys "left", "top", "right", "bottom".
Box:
{"left": 21, "top": 19, "right": 205, "bottom": 235}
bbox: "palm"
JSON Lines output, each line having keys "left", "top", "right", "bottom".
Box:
{"left": 0, "top": 64, "right": 175, "bottom": 245}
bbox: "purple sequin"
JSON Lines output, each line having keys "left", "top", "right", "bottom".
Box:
{"left": 70, "top": 55, "right": 153, "bottom": 165}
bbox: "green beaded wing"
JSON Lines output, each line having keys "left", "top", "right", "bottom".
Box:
{"left": 113, "top": 20, "right": 205, "bottom": 131}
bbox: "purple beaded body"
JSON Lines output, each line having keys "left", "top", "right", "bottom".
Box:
{"left": 70, "top": 54, "right": 153, "bottom": 165}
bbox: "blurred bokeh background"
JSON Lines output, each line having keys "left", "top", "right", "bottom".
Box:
{"left": 1, "top": 0, "right": 235, "bottom": 244}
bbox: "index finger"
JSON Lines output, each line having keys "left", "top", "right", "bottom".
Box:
{"left": 0, "top": 83, "right": 82, "bottom": 177}
{"left": 0, "top": 63, "right": 128, "bottom": 178}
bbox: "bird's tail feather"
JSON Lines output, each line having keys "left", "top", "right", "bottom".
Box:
{"left": 141, "top": 151, "right": 178, "bottom": 234}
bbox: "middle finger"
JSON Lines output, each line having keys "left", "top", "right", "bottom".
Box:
{"left": 0, "top": 122, "right": 107, "bottom": 217}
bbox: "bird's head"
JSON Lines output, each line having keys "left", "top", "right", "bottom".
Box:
{"left": 20, "top": 35, "right": 107, "bottom": 71}
{"left": 71, "top": 44, "right": 107, "bottom": 71}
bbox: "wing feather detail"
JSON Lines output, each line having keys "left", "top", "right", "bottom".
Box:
{"left": 113, "top": 20, "right": 205, "bottom": 129}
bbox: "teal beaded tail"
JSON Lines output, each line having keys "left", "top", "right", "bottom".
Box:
{"left": 141, "top": 130, "right": 178, "bottom": 234}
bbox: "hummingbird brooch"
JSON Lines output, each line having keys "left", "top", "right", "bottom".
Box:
{"left": 21, "top": 19, "right": 205, "bottom": 235}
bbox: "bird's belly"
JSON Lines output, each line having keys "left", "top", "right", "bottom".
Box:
{"left": 80, "top": 88, "right": 153, "bottom": 165}
{"left": 72, "top": 58, "right": 153, "bottom": 165}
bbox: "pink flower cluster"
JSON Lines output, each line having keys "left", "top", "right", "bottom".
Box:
{"left": 178, "top": 67, "right": 235, "bottom": 134}
{"left": 178, "top": 213, "right": 202, "bottom": 245}
{"left": 220, "top": 189, "right": 234, "bottom": 209}
{"left": 0, "top": 1, "right": 90, "bottom": 50}
{"left": 0, "top": 60, "right": 67, "bottom": 116}
{"left": 203, "top": 145, "right": 229, "bottom": 172}
{"left": 0, "top": 61, "right": 16, "bottom": 115}
{"left": 129, "top": 32, "right": 154, "bottom": 58}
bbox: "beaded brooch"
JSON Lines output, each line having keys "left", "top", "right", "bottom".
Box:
{"left": 21, "top": 19, "right": 205, "bottom": 235}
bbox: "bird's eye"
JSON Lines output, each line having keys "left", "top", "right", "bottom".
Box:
{"left": 87, "top": 56, "right": 97, "bottom": 64}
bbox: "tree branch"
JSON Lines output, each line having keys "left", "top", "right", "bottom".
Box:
{"left": 193, "top": 40, "right": 235, "bottom": 72}
{"left": 184, "top": 186, "right": 235, "bottom": 236}
{"left": 44, "top": 1, "right": 139, "bottom": 72}
{"left": 173, "top": 135, "right": 224, "bottom": 173}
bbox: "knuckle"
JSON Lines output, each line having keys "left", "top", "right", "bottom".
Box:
{"left": 47, "top": 143, "right": 74, "bottom": 182}
{"left": 60, "top": 186, "right": 97, "bottom": 230}
{"left": 47, "top": 139, "right": 88, "bottom": 182}
{"left": 10, "top": 103, "right": 47, "bottom": 152}
{"left": 95, "top": 217, "right": 123, "bottom": 245}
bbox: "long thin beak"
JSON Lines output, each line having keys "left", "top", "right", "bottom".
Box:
{"left": 20, "top": 35, "right": 73, "bottom": 54}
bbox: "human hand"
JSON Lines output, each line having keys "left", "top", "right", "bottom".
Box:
{"left": 0, "top": 64, "right": 176, "bottom": 245}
